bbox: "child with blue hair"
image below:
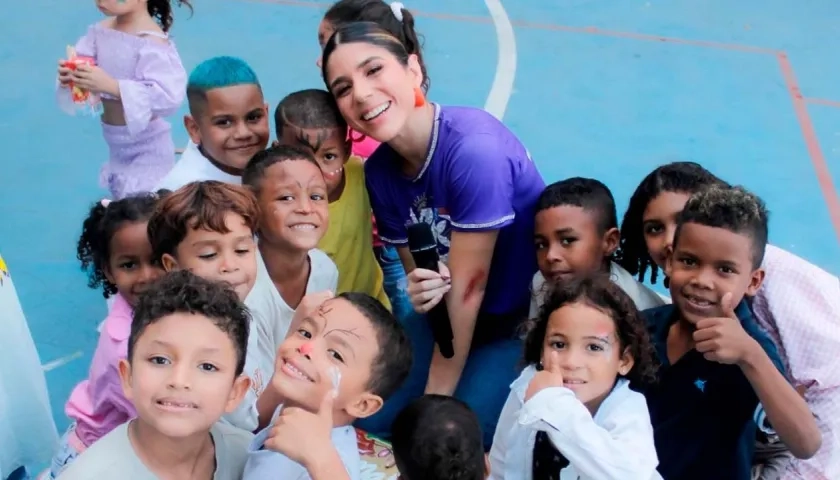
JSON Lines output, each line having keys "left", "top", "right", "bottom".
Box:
{"left": 157, "top": 56, "right": 270, "bottom": 190}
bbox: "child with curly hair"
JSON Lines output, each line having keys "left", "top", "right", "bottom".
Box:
{"left": 44, "top": 192, "right": 165, "bottom": 478}
{"left": 489, "top": 275, "right": 660, "bottom": 479}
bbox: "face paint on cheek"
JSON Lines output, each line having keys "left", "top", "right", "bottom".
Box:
{"left": 593, "top": 335, "right": 615, "bottom": 354}
{"left": 323, "top": 166, "right": 344, "bottom": 178}
{"left": 329, "top": 366, "right": 341, "bottom": 398}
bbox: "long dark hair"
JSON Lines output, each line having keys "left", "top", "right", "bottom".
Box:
{"left": 615, "top": 162, "right": 725, "bottom": 284}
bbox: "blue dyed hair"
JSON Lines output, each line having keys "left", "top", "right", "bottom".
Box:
{"left": 186, "top": 56, "right": 261, "bottom": 114}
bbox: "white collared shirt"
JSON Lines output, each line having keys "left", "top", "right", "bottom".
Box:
{"left": 488, "top": 366, "right": 660, "bottom": 480}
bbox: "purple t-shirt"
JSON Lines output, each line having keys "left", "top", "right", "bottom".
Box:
{"left": 365, "top": 105, "right": 545, "bottom": 318}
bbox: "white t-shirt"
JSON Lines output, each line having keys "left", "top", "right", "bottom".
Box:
{"left": 57, "top": 421, "right": 253, "bottom": 480}
{"left": 224, "top": 250, "right": 338, "bottom": 431}
{"left": 156, "top": 141, "right": 240, "bottom": 191}
{"left": 529, "top": 262, "right": 666, "bottom": 319}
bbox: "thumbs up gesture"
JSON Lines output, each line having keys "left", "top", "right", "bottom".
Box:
{"left": 525, "top": 349, "right": 565, "bottom": 402}
{"left": 263, "top": 388, "right": 336, "bottom": 468}
{"left": 692, "top": 292, "right": 757, "bottom": 365}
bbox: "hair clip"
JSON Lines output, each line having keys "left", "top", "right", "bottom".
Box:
{"left": 100, "top": 199, "right": 112, "bottom": 208}
{"left": 390, "top": 1, "right": 405, "bottom": 22}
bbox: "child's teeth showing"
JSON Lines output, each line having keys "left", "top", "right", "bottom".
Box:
{"left": 286, "top": 362, "right": 313, "bottom": 381}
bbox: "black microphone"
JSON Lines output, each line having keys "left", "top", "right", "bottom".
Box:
{"left": 407, "top": 223, "right": 455, "bottom": 359}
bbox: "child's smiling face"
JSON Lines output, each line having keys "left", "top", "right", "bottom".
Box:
{"left": 278, "top": 125, "right": 350, "bottom": 200}
{"left": 641, "top": 191, "right": 692, "bottom": 270}
{"left": 667, "top": 222, "right": 763, "bottom": 324}
{"left": 161, "top": 212, "right": 257, "bottom": 301}
{"left": 119, "top": 312, "right": 249, "bottom": 439}
{"left": 254, "top": 160, "right": 329, "bottom": 251}
{"left": 186, "top": 84, "right": 270, "bottom": 172}
{"left": 541, "top": 302, "right": 633, "bottom": 414}
{"left": 273, "top": 297, "right": 383, "bottom": 423}
{"left": 104, "top": 220, "right": 163, "bottom": 305}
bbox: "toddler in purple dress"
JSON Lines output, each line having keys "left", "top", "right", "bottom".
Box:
{"left": 57, "top": 0, "right": 191, "bottom": 199}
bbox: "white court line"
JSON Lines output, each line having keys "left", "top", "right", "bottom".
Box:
{"left": 482, "top": 0, "right": 517, "bottom": 120}
{"left": 42, "top": 350, "right": 84, "bottom": 372}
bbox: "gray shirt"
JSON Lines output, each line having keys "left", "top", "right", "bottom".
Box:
{"left": 57, "top": 421, "right": 253, "bottom": 480}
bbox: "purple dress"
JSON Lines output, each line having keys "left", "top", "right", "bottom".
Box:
{"left": 62, "top": 23, "right": 186, "bottom": 199}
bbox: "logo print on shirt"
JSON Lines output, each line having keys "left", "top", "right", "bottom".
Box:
{"left": 694, "top": 378, "right": 706, "bottom": 392}
{"left": 407, "top": 193, "right": 451, "bottom": 262}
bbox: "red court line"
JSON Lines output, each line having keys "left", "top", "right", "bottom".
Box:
{"left": 777, "top": 52, "right": 840, "bottom": 243}
{"left": 242, "top": 0, "right": 777, "bottom": 54}
{"left": 804, "top": 97, "right": 840, "bottom": 109}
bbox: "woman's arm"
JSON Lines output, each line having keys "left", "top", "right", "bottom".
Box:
{"left": 425, "top": 230, "right": 498, "bottom": 395}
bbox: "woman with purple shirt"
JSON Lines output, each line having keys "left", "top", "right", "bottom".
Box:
{"left": 321, "top": 21, "right": 545, "bottom": 447}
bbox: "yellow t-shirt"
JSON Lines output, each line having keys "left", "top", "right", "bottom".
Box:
{"left": 319, "top": 157, "right": 391, "bottom": 310}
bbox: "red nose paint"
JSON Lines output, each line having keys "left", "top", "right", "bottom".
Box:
{"left": 300, "top": 343, "right": 314, "bottom": 355}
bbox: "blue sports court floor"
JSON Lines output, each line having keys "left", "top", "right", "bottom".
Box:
{"left": 3, "top": 0, "right": 839, "bottom": 433}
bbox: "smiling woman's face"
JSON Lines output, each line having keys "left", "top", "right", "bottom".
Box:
{"left": 323, "top": 40, "right": 423, "bottom": 143}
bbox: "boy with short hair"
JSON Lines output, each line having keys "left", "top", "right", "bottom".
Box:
{"left": 57, "top": 271, "right": 252, "bottom": 479}
{"left": 391, "top": 395, "right": 489, "bottom": 480}
{"left": 146, "top": 180, "right": 264, "bottom": 431}
{"left": 156, "top": 56, "right": 270, "bottom": 191}
{"left": 530, "top": 177, "right": 664, "bottom": 317}
{"left": 243, "top": 292, "right": 412, "bottom": 480}
{"left": 642, "top": 185, "right": 821, "bottom": 479}
{"left": 148, "top": 181, "right": 260, "bottom": 302}
{"left": 241, "top": 146, "right": 339, "bottom": 426}
{"left": 274, "top": 89, "right": 390, "bottom": 310}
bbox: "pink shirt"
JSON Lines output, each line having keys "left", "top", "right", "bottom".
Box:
{"left": 753, "top": 245, "right": 840, "bottom": 479}
{"left": 65, "top": 294, "right": 136, "bottom": 446}
{"left": 351, "top": 134, "right": 380, "bottom": 159}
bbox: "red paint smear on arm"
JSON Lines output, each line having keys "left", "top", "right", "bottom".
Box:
{"left": 463, "top": 269, "right": 487, "bottom": 303}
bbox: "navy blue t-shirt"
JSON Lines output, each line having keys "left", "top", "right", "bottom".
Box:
{"left": 641, "top": 301, "right": 784, "bottom": 480}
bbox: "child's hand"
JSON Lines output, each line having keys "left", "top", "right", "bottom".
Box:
{"left": 263, "top": 389, "right": 335, "bottom": 469}
{"left": 693, "top": 292, "right": 758, "bottom": 365}
{"left": 70, "top": 64, "right": 118, "bottom": 96}
{"left": 525, "top": 349, "right": 564, "bottom": 402}
{"left": 58, "top": 60, "right": 73, "bottom": 86}
{"left": 407, "top": 262, "right": 451, "bottom": 313}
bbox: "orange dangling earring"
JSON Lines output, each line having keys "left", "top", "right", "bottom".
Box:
{"left": 413, "top": 86, "right": 426, "bottom": 107}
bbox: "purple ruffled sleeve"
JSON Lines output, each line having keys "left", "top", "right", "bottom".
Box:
{"left": 118, "top": 41, "right": 186, "bottom": 136}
